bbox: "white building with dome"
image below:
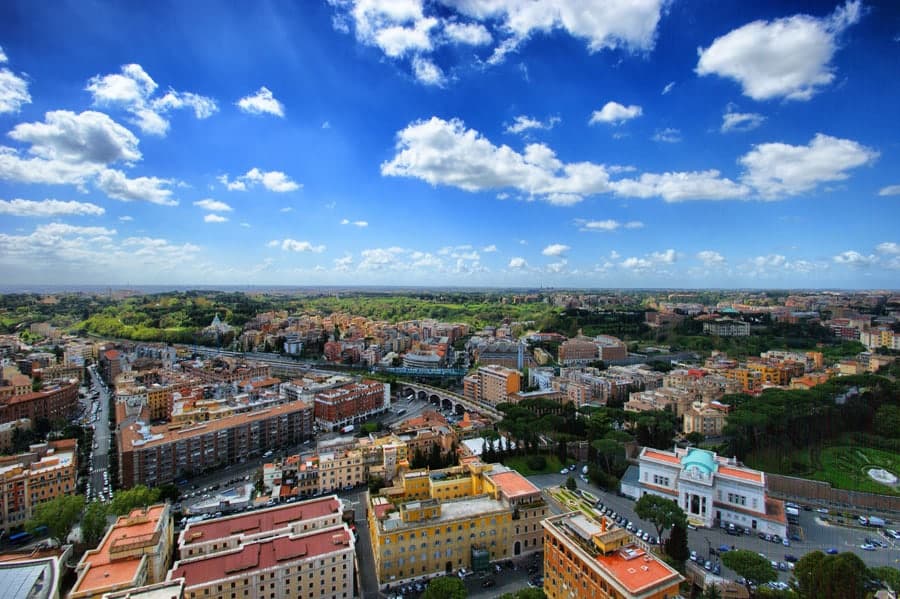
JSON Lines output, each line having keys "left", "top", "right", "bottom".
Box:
{"left": 621, "top": 446, "right": 787, "bottom": 537}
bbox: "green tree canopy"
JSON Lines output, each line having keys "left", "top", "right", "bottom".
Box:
{"left": 794, "top": 550, "right": 868, "bottom": 599}
{"left": 634, "top": 494, "right": 686, "bottom": 541}
{"left": 422, "top": 576, "right": 467, "bottom": 599}
{"left": 720, "top": 550, "right": 776, "bottom": 585}
{"left": 27, "top": 494, "right": 85, "bottom": 545}
{"left": 81, "top": 501, "right": 110, "bottom": 546}
{"left": 565, "top": 475, "right": 577, "bottom": 491}
{"left": 107, "top": 485, "right": 162, "bottom": 516}
{"left": 664, "top": 522, "right": 689, "bottom": 563}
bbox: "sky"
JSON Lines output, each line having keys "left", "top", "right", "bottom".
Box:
{"left": 0, "top": 0, "right": 899, "bottom": 289}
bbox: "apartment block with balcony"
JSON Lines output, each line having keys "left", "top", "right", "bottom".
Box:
{"left": 0, "top": 439, "right": 77, "bottom": 532}
{"left": 314, "top": 380, "right": 389, "bottom": 430}
{"left": 463, "top": 365, "right": 521, "bottom": 406}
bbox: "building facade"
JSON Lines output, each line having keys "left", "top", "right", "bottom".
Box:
{"left": 314, "top": 380, "right": 389, "bottom": 430}
{"left": 463, "top": 365, "right": 521, "bottom": 406}
{"left": 0, "top": 439, "right": 77, "bottom": 532}
{"left": 0, "top": 381, "right": 78, "bottom": 424}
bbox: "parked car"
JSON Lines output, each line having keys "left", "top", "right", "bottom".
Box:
{"left": 784, "top": 554, "right": 798, "bottom": 562}
{"left": 826, "top": 548, "right": 839, "bottom": 555}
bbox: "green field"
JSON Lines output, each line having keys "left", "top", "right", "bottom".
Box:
{"left": 747, "top": 444, "right": 900, "bottom": 496}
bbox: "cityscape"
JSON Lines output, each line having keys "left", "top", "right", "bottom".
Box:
{"left": 1, "top": 2, "right": 899, "bottom": 599}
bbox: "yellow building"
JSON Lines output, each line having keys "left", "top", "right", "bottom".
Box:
{"left": 368, "top": 458, "right": 547, "bottom": 588}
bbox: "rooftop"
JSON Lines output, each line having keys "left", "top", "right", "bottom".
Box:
{"left": 486, "top": 468, "right": 540, "bottom": 500}
{"left": 181, "top": 496, "right": 341, "bottom": 545}
{"left": 170, "top": 526, "right": 352, "bottom": 587}
{"left": 379, "top": 494, "right": 507, "bottom": 532}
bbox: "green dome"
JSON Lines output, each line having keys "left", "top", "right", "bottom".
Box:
{"left": 680, "top": 448, "right": 718, "bottom": 475}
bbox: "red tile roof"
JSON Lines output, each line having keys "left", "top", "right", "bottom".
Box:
{"left": 595, "top": 546, "right": 681, "bottom": 595}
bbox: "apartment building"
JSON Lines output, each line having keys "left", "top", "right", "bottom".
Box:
{"left": 860, "top": 327, "right": 900, "bottom": 351}
{"left": 682, "top": 401, "right": 730, "bottom": 437}
{"left": 0, "top": 381, "right": 78, "bottom": 424}
{"left": 0, "top": 439, "right": 77, "bottom": 532}
{"left": 594, "top": 335, "right": 628, "bottom": 361}
{"left": 558, "top": 338, "right": 598, "bottom": 366}
{"left": 625, "top": 388, "right": 694, "bottom": 418}
{"left": 169, "top": 499, "right": 354, "bottom": 599}
{"left": 37, "top": 363, "right": 83, "bottom": 385}
{"left": 463, "top": 365, "right": 521, "bottom": 406}
{"left": 368, "top": 459, "right": 547, "bottom": 588}
{"left": 0, "top": 418, "right": 30, "bottom": 453}
{"left": 70, "top": 504, "right": 173, "bottom": 599}
{"left": 624, "top": 447, "right": 786, "bottom": 537}
{"left": 703, "top": 318, "right": 750, "bottom": 337}
{"left": 746, "top": 360, "right": 804, "bottom": 387}
{"left": 118, "top": 400, "right": 314, "bottom": 488}
{"left": 542, "top": 512, "right": 683, "bottom": 599}
{"left": 313, "top": 380, "right": 388, "bottom": 430}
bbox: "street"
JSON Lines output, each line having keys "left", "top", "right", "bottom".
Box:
{"left": 87, "top": 365, "right": 112, "bottom": 502}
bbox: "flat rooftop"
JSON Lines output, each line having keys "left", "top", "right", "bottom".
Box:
{"left": 181, "top": 496, "right": 341, "bottom": 545}
{"left": 170, "top": 527, "right": 352, "bottom": 587}
{"left": 487, "top": 469, "right": 540, "bottom": 500}
{"left": 380, "top": 495, "right": 507, "bottom": 532}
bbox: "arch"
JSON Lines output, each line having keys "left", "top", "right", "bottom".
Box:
{"left": 445, "top": 561, "right": 453, "bottom": 574}
{"left": 429, "top": 394, "right": 440, "bottom": 405}
{"left": 402, "top": 387, "right": 415, "bottom": 398}
{"left": 442, "top": 398, "right": 453, "bottom": 411}
{"left": 514, "top": 541, "right": 521, "bottom": 556}
{"left": 455, "top": 403, "right": 465, "bottom": 415}
{"left": 417, "top": 390, "right": 427, "bottom": 401}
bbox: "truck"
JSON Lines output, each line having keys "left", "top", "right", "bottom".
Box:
{"left": 862, "top": 516, "right": 886, "bottom": 528}
{"left": 340, "top": 424, "right": 355, "bottom": 434}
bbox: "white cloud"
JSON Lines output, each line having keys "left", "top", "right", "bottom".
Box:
{"left": 204, "top": 213, "right": 228, "bottom": 223}
{"left": 542, "top": 243, "right": 570, "bottom": 257}
{"left": 696, "top": 1, "right": 863, "bottom": 101}
{"left": 280, "top": 207, "right": 294, "bottom": 213}
{"left": 382, "top": 117, "right": 610, "bottom": 205}
{"left": 739, "top": 133, "right": 878, "bottom": 198}
{"left": 119, "top": 215, "right": 133, "bottom": 221}
{"left": 624, "top": 220, "right": 644, "bottom": 229}
{"left": 878, "top": 185, "right": 900, "bottom": 196}
{"left": 193, "top": 198, "right": 232, "bottom": 212}
{"left": 621, "top": 248, "right": 677, "bottom": 271}
{"left": 621, "top": 257, "right": 652, "bottom": 270}
{"left": 876, "top": 242, "right": 900, "bottom": 255}
{"left": 0, "top": 198, "right": 105, "bottom": 217}
{"left": 444, "top": 21, "right": 492, "bottom": 45}
{"left": 273, "top": 239, "right": 326, "bottom": 253}
{"left": 236, "top": 86, "right": 285, "bottom": 117}
{"left": 697, "top": 250, "right": 726, "bottom": 266}
{"left": 334, "top": 254, "right": 354, "bottom": 271}
{"left": 221, "top": 168, "right": 301, "bottom": 192}
{"left": 833, "top": 250, "right": 877, "bottom": 268}
{"left": 651, "top": 249, "right": 676, "bottom": 264}
{"left": 322, "top": 120, "right": 331, "bottom": 129}
{"left": 359, "top": 246, "right": 406, "bottom": 270}
{"left": 589, "top": 101, "right": 642, "bottom": 125}
{"left": 652, "top": 127, "right": 681, "bottom": 143}
{"left": 508, "top": 256, "right": 528, "bottom": 269}
{"left": 411, "top": 56, "right": 445, "bottom": 85}
{"left": 239, "top": 222, "right": 251, "bottom": 228}
{"left": 96, "top": 169, "right": 177, "bottom": 206}
{"left": 611, "top": 170, "right": 750, "bottom": 202}
{"left": 505, "top": 115, "right": 560, "bottom": 135}
{"left": 0, "top": 46, "right": 31, "bottom": 114}
{"left": 661, "top": 81, "right": 675, "bottom": 95}
{"left": 86, "top": 64, "right": 217, "bottom": 135}
{"left": 482, "top": 244, "right": 498, "bottom": 252}
{"left": 341, "top": 218, "right": 368, "bottom": 227}
{"left": 546, "top": 259, "right": 568, "bottom": 273}
{"left": 576, "top": 219, "right": 619, "bottom": 232}
{"left": 721, "top": 106, "right": 766, "bottom": 133}
{"left": 9, "top": 109, "right": 141, "bottom": 165}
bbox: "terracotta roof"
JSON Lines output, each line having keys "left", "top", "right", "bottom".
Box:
{"left": 171, "top": 527, "right": 352, "bottom": 587}
{"left": 718, "top": 465, "right": 763, "bottom": 484}
{"left": 642, "top": 449, "right": 680, "bottom": 465}
{"left": 181, "top": 497, "right": 341, "bottom": 545}
{"left": 595, "top": 546, "right": 681, "bottom": 595}
{"left": 489, "top": 470, "right": 540, "bottom": 499}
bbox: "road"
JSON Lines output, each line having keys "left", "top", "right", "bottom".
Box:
{"left": 87, "top": 365, "right": 112, "bottom": 501}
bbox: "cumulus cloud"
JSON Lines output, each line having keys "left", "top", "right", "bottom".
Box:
{"left": 878, "top": 185, "right": 900, "bottom": 196}
{"left": 508, "top": 256, "right": 528, "bottom": 269}
{"left": 739, "top": 133, "right": 878, "bottom": 198}
{"left": 203, "top": 213, "right": 228, "bottom": 223}
{"left": 589, "top": 101, "right": 642, "bottom": 125}
{"left": 0, "top": 198, "right": 105, "bottom": 217}
{"left": 505, "top": 115, "right": 560, "bottom": 135}
{"left": 697, "top": 250, "right": 726, "bottom": 266}
{"left": 359, "top": 246, "right": 406, "bottom": 270}
{"left": 119, "top": 215, "right": 133, "bottom": 221}
{"left": 0, "top": 45, "right": 31, "bottom": 114}
{"left": 576, "top": 219, "right": 621, "bottom": 232}
{"left": 341, "top": 219, "right": 369, "bottom": 227}
{"left": 220, "top": 168, "right": 300, "bottom": 192}
{"left": 236, "top": 86, "right": 285, "bottom": 117}
{"left": 9, "top": 109, "right": 141, "bottom": 165}
{"left": 542, "top": 243, "right": 570, "bottom": 257}
{"left": 652, "top": 127, "right": 681, "bottom": 143}
{"left": 381, "top": 117, "right": 611, "bottom": 205}
{"left": 833, "top": 250, "right": 877, "bottom": 268}
{"left": 86, "top": 63, "right": 217, "bottom": 135}
{"left": 271, "top": 239, "right": 326, "bottom": 253}
{"left": 193, "top": 199, "right": 232, "bottom": 212}
{"left": 876, "top": 242, "right": 900, "bottom": 255}
{"left": 696, "top": 1, "right": 863, "bottom": 101}
{"left": 611, "top": 170, "right": 750, "bottom": 202}
{"left": 328, "top": 0, "right": 668, "bottom": 85}
{"left": 482, "top": 244, "right": 498, "bottom": 252}
{"left": 620, "top": 248, "right": 677, "bottom": 271}
{"left": 721, "top": 105, "right": 765, "bottom": 133}
{"left": 96, "top": 169, "right": 177, "bottom": 206}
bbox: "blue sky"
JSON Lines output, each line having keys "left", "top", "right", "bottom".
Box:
{"left": 0, "top": 0, "right": 898, "bottom": 288}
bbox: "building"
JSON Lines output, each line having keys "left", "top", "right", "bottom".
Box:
{"left": 623, "top": 447, "right": 786, "bottom": 537}
{"left": 0, "top": 439, "right": 77, "bottom": 532}
{"left": 118, "top": 400, "right": 314, "bottom": 488}
{"left": 463, "top": 365, "right": 521, "bottom": 406}
{"left": 313, "top": 380, "right": 388, "bottom": 430}
{"left": 368, "top": 459, "right": 548, "bottom": 588}
{"left": 558, "top": 338, "right": 599, "bottom": 366}
{"left": 542, "top": 512, "right": 683, "bottom": 599}
{"left": 0, "top": 381, "right": 78, "bottom": 424}
{"left": 169, "top": 497, "right": 354, "bottom": 599}
{"left": 594, "top": 335, "right": 627, "bottom": 362}
{"left": 0, "top": 417, "right": 31, "bottom": 453}
{"left": 0, "top": 548, "right": 70, "bottom": 599}
{"left": 860, "top": 327, "right": 900, "bottom": 351}
{"left": 703, "top": 319, "right": 750, "bottom": 337}
{"left": 70, "top": 504, "right": 173, "bottom": 599}
{"left": 682, "top": 401, "right": 730, "bottom": 437}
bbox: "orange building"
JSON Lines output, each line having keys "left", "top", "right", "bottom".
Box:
{"left": 0, "top": 439, "right": 78, "bottom": 532}
{"left": 542, "top": 512, "right": 683, "bottom": 599}
{"left": 70, "top": 503, "right": 173, "bottom": 599}
{"left": 463, "top": 365, "right": 521, "bottom": 406}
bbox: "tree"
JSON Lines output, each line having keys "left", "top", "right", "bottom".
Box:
{"left": 81, "top": 501, "right": 109, "bottom": 546}
{"left": 794, "top": 550, "right": 868, "bottom": 599}
{"left": 565, "top": 475, "right": 577, "bottom": 491}
{"left": 27, "top": 494, "right": 85, "bottom": 545}
{"left": 870, "top": 566, "right": 900, "bottom": 594}
{"left": 720, "top": 550, "right": 776, "bottom": 586}
{"left": 685, "top": 431, "right": 705, "bottom": 445}
{"left": 107, "top": 485, "right": 161, "bottom": 516}
{"left": 422, "top": 576, "right": 466, "bottom": 599}
{"left": 664, "top": 522, "right": 689, "bottom": 563}
{"left": 634, "top": 494, "right": 686, "bottom": 541}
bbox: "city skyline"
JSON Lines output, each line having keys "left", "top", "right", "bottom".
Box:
{"left": 1, "top": 1, "right": 899, "bottom": 288}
